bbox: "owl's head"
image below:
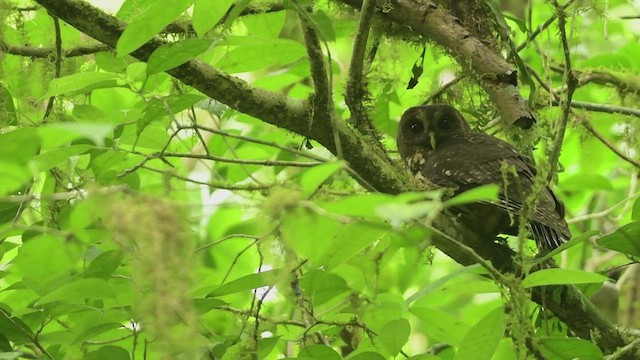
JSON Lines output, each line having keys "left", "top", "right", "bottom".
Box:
{"left": 396, "top": 104, "right": 470, "bottom": 162}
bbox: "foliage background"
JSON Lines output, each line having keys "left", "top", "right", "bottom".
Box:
{"left": 0, "top": 0, "right": 639, "bottom": 359}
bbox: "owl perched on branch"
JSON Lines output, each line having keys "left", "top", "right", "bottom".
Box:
{"left": 396, "top": 104, "right": 571, "bottom": 251}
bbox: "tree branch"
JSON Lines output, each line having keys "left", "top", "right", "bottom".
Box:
{"left": 338, "top": 0, "right": 536, "bottom": 128}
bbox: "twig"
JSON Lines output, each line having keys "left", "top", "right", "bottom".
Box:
{"left": 422, "top": 76, "right": 466, "bottom": 105}
{"left": 515, "top": 0, "right": 576, "bottom": 52}
{"left": 553, "top": 100, "right": 640, "bottom": 118}
{"left": 581, "top": 121, "right": 640, "bottom": 169}
{"left": 140, "top": 165, "right": 272, "bottom": 191}
{"left": 547, "top": 0, "right": 578, "bottom": 182}
{"left": 568, "top": 193, "right": 640, "bottom": 224}
{"left": 0, "top": 186, "right": 129, "bottom": 203}
{"left": 345, "top": 0, "right": 377, "bottom": 137}
{"left": 157, "top": 151, "right": 323, "bottom": 167}
{"left": 42, "top": 16, "right": 62, "bottom": 122}
{"left": 604, "top": 338, "right": 640, "bottom": 360}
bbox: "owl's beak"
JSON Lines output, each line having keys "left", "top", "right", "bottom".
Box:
{"left": 428, "top": 131, "right": 437, "bottom": 150}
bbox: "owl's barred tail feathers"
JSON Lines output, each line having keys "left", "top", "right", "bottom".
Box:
{"left": 531, "top": 222, "right": 569, "bottom": 251}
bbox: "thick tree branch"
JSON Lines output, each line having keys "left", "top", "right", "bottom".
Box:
{"left": 339, "top": 0, "right": 536, "bottom": 128}
{"left": 33, "top": 0, "right": 635, "bottom": 356}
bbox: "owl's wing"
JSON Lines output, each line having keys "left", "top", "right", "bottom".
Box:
{"left": 420, "top": 134, "right": 570, "bottom": 249}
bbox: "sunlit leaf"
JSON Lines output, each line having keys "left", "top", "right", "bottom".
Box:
{"left": 597, "top": 222, "right": 640, "bottom": 256}
{"left": 117, "top": 0, "right": 195, "bottom": 56}
{"left": 42, "top": 72, "right": 121, "bottom": 99}
{"left": 521, "top": 269, "right": 607, "bottom": 288}
{"left": 539, "top": 337, "right": 603, "bottom": 360}
{"left": 299, "top": 161, "right": 345, "bottom": 198}
{"left": 147, "top": 39, "right": 213, "bottom": 75}
{"left": 378, "top": 318, "right": 411, "bottom": 356}
{"left": 207, "top": 269, "right": 286, "bottom": 297}
{"left": 443, "top": 184, "right": 500, "bottom": 207}
{"left": 454, "top": 306, "right": 504, "bottom": 360}
{"left": 192, "top": 0, "right": 234, "bottom": 36}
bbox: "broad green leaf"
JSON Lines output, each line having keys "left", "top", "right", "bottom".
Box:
{"left": 13, "top": 235, "right": 72, "bottom": 294}
{"left": 454, "top": 306, "right": 504, "bottom": 360}
{"left": 0, "top": 128, "right": 40, "bottom": 163}
{"left": 444, "top": 184, "right": 500, "bottom": 207}
{"left": 409, "top": 306, "right": 469, "bottom": 345}
{"left": 0, "top": 85, "right": 17, "bottom": 126}
{"left": 147, "top": 39, "right": 213, "bottom": 75}
{"left": 257, "top": 336, "right": 280, "bottom": 360}
{"left": 310, "top": 11, "right": 336, "bottom": 41}
{"left": 85, "top": 250, "right": 124, "bottom": 279}
{"left": 632, "top": 197, "right": 640, "bottom": 221}
{"left": 349, "top": 352, "right": 386, "bottom": 360}
{"left": 38, "top": 123, "right": 114, "bottom": 147}
{"left": 216, "top": 39, "right": 306, "bottom": 73}
{"left": 319, "top": 222, "right": 386, "bottom": 270}
{"left": 42, "top": 72, "right": 121, "bottom": 99}
{"left": 534, "top": 230, "right": 600, "bottom": 263}
{"left": 138, "top": 93, "right": 205, "bottom": 134}
{"left": 521, "top": 269, "right": 607, "bottom": 288}
{"left": 0, "top": 309, "right": 33, "bottom": 344}
{"left": 559, "top": 173, "right": 613, "bottom": 192}
{"left": 299, "top": 270, "right": 349, "bottom": 306}
{"left": 299, "top": 345, "right": 340, "bottom": 360}
{"left": 208, "top": 269, "right": 286, "bottom": 297}
{"left": 38, "top": 278, "right": 115, "bottom": 304}
{"left": 243, "top": 11, "right": 286, "bottom": 38}
{"left": 377, "top": 318, "right": 411, "bottom": 356}
{"left": 299, "top": 161, "right": 345, "bottom": 198}
{"left": 117, "top": 0, "right": 195, "bottom": 56}
{"left": 405, "top": 264, "right": 482, "bottom": 306}
{"left": 86, "top": 346, "right": 130, "bottom": 360}
{"left": 30, "top": 145, "right": 92, "bottom": 172}
{"left": 597, "top": 222, "right": 640, "bottom": 256}
{"left": 538, "top": 337, "right": 603, "bottom": 360}
{"left": 0, "top": 161, "right": 32, "bottom": 195}
{"left": 376, "top": 200, "right": 440, "bottom": 225}
{"left": 192, "top": 0, "right": 234, "bottom": 36}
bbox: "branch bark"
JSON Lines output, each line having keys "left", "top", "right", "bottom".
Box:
{"left": 338, "top": 0, "right": 536, "bottom": 129}
{"left": 33, "top": 0, "right": 635, "bottom": 357}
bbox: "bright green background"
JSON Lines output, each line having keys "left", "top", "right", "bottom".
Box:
{"left": 0, "top": 0, "right": 639, "bottom": 359}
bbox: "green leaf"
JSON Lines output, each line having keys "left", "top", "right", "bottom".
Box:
{"left": 349, "top": 352, "right": 386, "bottom": 360}
{"left": 243, "top": 11, "right": 286, "bottom": 38}
{"left": 0, "top": 128, "right": 40, "bottom": 163}
{"left": 0, "top": 161, "right": 32, "bottom": 195}
{"left": 444, "top": 184, "right": 500, "bottom": 207}
{"left": 41, "top": 72, "right": 121, "bottom": 99}
{"left": 454, "top": 306, "right": 504, "bottom": 360}
{"left": 597, "top": 222, "right": 640, "bottom": 256}
{"left": 538, "top": 337, "right": 603, "bottom": 360}
{"left": 309, "top": 11, "right": 336, "bottom": 41}
{"left": 38, "top": 123, "right": 115, "bottom": 147}
{"left": 521, "top": 269, "right": 607, "bottom": 288}
{"left": 38, "top": 278, "right": 115, "bottom": 305}
{"left": 405, "top": 264, "right": 482, "bottom": 306}
{"left": 86, "top": 346, "right": 130, "bottom": 360}
{"left": 85, "top": 250, "right": 124, "bottom": 279}
{"left": 409, "top": 306, "right": 469, "bottom": 345}
{"left": 138, "top": 93, "right": 205, "bottom": 134}
{"left": 299, "top": 270, "right": 349, "bottom": 306}
{"left": 319, "top": 222, "right": 386, "bottom": 270}
{"left": 117, "top": 0, "right": 195, "bottom": 56}
{"left": 377, "top": 318, "right": 411, "bottom": 356}
{"left": 257, "top": 336, "right": 280, "bottom": 360}
{"left": 30, "top": 145, "right": 92, "bottom": 172}
{"left": 0, "top": 85, "right": 17, "bottom": 126}
{"left": 216, "top": 39, "right": 306, "bottom": 73}
{"left": 13, "top": 235, "right": 72, "bottom": 294}
{"left": 208, "top": 269, "right": 286, "bottom": 297}
{"left": 0, "top": 308, "right": 34, "bottom": 344}
{"left": 192, "top": 0, "right": 234, "bottom": 36}
{"left": 534, "top": 230, "right": 600, "bottom": 263}
{"left": 632, "top": 197, "right": 640, "bottom": 221}
{"left": 559, "top": 174, "right": 614, "bottom": 192}
{"left": 299, "top": 161, "right": 345, "bottom": 198}
{"left": 299, "top": 345, "right": 340, "bottom": 360}
{"left": 147, "top": 39, "right": 213, "bottom": 75}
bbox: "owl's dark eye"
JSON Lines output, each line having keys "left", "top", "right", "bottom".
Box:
{"left": 438, "top": 117, "right": 453, "bottom": 131}
{"left": 409, "top": 121, "right": 424, "bottom": 134}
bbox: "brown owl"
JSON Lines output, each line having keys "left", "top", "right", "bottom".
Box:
{"left": 396, "top": 104, "right": 571, "bottom": 251}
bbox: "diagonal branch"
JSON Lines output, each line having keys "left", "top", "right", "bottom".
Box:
{"left": 338, "top": 0, "right": 536, "bottom": 128}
